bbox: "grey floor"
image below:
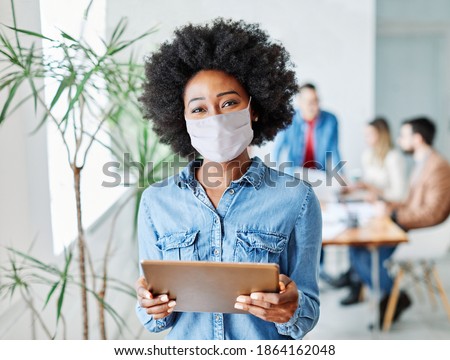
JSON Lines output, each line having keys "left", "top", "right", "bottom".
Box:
{"left": 305, "top": 247, "right": 450, "bottom": 340}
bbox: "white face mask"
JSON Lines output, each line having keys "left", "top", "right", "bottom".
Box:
{"left": 185, "top": 98, "right": 254, "bottom": 163}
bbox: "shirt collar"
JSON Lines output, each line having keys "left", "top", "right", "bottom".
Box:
{"left": 295, "top": 109, "right": 322, "bottom": 126}
{"left": 176, "top": 156, "right": 266, "bottom": 190}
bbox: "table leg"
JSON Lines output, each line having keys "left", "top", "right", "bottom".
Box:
{"left": 370, "top": 246, "right": 380, "bottom": 336}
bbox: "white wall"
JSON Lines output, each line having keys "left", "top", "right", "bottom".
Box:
{"left": 106, "top": 0, "right": 376, "bottom": 172}
{"left": 0, "top": 0, "right": 53, "bottom": 339}
{"left": 0, "top": 0, "right": 53, "bottom": 263}
{"left": 376, "top": 0, "right": 450, "bottom": 159}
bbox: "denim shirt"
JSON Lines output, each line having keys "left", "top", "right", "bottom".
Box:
{"left": 136, "top": 156, "right": 322, "bottom": 340}
{"left": 272, "top": 109, "right": 342, "bottom": 174}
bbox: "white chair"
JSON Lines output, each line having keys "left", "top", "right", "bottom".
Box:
{"left": 382, "top": 215, "right": 450, "bottom": 331}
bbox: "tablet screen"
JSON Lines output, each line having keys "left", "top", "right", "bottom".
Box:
{"left": 141, "top": 260, "right": 280, "bottom": 313}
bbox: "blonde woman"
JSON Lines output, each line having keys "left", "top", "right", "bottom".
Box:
{"left": 357, "top": 117, "right": 406, "bottom": 202}
{"left": 339, "top": 118, "right": 407, "bottom": 320}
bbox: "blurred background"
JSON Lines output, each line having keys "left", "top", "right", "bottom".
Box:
{"left": 0, "top": 0, "right": 449, "bottom": 339}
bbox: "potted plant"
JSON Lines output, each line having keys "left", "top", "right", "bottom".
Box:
{"left": 0, "top": 1, "right": 172, "bottom": 339}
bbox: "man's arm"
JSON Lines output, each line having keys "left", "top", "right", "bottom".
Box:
{"left": 272, "top": 128, "right": 288, "bottom": 166}
{"left": 328, "top": 115, "right": 342, "bottom": 167}
{"left": 395, "top": 165, "right": 450, "bottom": 230}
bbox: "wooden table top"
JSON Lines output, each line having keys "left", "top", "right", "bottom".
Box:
{"left": 322, "top": 215, "right": 408, "bottom": 247}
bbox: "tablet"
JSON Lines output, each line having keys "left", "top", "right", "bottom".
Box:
{"left": 140, "top": 260, "right": 280, "bottom": 313}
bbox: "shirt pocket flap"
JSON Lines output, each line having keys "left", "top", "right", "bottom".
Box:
{"left": 236, "top": 230, "right": 288, "bottom": 254}
{"left": 156, "top": 230, "right": 199, "bottom": 251}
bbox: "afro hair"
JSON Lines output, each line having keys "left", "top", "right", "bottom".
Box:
{"left": 140, "top": 18, "right": 298, "bottom": 158}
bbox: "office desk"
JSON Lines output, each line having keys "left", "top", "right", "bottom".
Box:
{"left": 322, "top": 213, "right": 408, "bottom": 334}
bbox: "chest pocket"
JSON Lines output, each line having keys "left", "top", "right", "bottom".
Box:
{"left": 234, "top": 230, "right": 288, "bottom": 263}
{"left": 156, "top": 230, "right": 199, "bottom": 261}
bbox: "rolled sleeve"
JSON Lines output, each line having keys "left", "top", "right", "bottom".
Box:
{"left": 135, "top": 300, "right": 176, "bottom": 333}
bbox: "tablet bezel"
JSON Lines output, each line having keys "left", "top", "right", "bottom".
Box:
{"left": 140, "top": 260, "right": 280, "bottom": 314}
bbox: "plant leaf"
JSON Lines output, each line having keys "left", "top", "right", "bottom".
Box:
{"left": 0, "top": 79, "right": 22, "bottom": 124}
{"left": 0, "top": 47, "right": 15, "bottom": 63}
{"left": 50, "top": 74, "right": 72, "bottom": 110}
{"left": 6, "top": 247, "right": 59, "bottom": 274}
{"left": 56, "top": 249, "right": 73, "bottom": 324}
{"left": 107, "top": 28, "right": 157, "bottom": 56}
{"left": 43, "top": 281, "right": 60, "bottom": 309}
{"left": 4, "top": 25, "right": 54, "bottom": 42}
{"left": 0, "top": 32, "right": 21, "bottom": 67}
{"left": 83, "top": 0, "right": 94, "bottom": 20}
{"left": 27, "top": 77, "right": 39, "bottom": 114}
{"left": 108, "top": 17, "right": 127, "bottom": 46}
{"left": 58, "top": 29, "right": 77, "bottom": 42}
{"left": 60, "top": 68, "right": 95, "bottom": 123}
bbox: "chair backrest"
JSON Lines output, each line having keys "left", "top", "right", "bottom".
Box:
{"left": 392, "top": 215, "right": 450, "bottom": 262}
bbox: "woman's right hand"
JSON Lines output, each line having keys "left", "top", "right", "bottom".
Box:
{"left": 135, "top": 276, "right": 176, "bottom": 320}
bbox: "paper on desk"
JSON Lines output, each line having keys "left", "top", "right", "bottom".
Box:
{"left": 321, "top": 202, "right": 348, "bottom": 239}
{"left": 345, "top": 202, "right": 377, "bottom": 224}
{"left": 322, "top": 221, "right": 347, "bottom": 239}
{"left": 321, "top": 201, "right": 377, "bottom": 239}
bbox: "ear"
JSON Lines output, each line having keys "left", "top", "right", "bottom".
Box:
{"left": 251, "top": 109, "right": 259, "bottom": 122}
{"left": 412, "top": 132, "right": 423, "bottom": 145}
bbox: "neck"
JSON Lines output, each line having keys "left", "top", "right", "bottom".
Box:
{"left": 197, "top": 151, "right": 252, "bottom": 189}
{"left": 304, "top": 116, "right": 316, "bottom": 122}
{"left": 413, "top": 144, "right": 432, "bottom": 162}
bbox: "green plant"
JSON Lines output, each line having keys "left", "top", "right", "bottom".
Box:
{"left": 0, "top": 1, "right": 169, "bottom": 339}
{"left": 0, "top": 243, "right": 136, "bottom": 339}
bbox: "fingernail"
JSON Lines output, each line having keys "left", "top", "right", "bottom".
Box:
{"left": 160, "top": 295, "right": 169, "bottom": 302}
{"left": 146, "top": 293, "right": 151, "bottom": 300}
{"left": 250, "top": 293, "right": 261, "bottom": 300}
{"left": 167, "top": 307, "right": 174, "bottom": 313}
{"left": 234, "top": 303, "right": 244, "bottom": 310}
{"left": 236, "top": 296, "right": 246, "bottom": 303}
{"left": 168, "top": 301, "right": 176, "bottom": 308}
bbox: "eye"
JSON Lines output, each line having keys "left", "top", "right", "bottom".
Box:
{"left": 191, "top": 107, "right": 206, "bottom": 114}
{"left": 222, "top": 99, "right": 239, "bottom": 108}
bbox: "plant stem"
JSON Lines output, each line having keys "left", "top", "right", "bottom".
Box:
{"left": 99, "top": 189, "right": 136, "bottom": 339}
{"left": 21, "top": 289, "right": 53, "bottom": 339}
{"left": 73, "top": 164, "right": 89, "bottom": 340}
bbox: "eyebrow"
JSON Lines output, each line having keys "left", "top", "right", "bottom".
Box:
{"left": 216, "top": 90, "right": 240, "bottom": 98}
{"left": 187, "top": 90, "right": 241, "bottom": 105}
{"left": 188, "top": 97, "right": 205, "bottom": 105}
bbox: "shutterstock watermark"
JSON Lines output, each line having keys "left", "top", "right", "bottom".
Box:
{"left": 101, "top": 152, "right": 347, "bottom": 189}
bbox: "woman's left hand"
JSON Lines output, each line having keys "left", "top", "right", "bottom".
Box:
{"left": 234, "top": 274, "right": 299, "bottom": 323}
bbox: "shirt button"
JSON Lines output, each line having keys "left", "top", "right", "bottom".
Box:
{"left": 215, "top": 314, "right": 220, "bottom": 321}
{"left": 229, "top": 188, "right": 235, "bottom": 195}
{"left": 214, "top": 249, "right": 220, "bottom": 256}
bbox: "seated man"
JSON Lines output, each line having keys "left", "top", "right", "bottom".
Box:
{"left": 347, "top": 116, "right": 450, "bottom": 328}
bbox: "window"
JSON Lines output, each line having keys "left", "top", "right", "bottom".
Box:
{"left": 40, "top": 0, "right": 127, "bottom": 254}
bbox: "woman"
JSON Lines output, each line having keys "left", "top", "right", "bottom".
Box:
{"left": 356, "top": 117, "right": 406, "bottom": 202}
{"left": 339, "top": 118, "right": 407, "bottom": 309}
{"left": 134, "top": 19, "right": 321, "bottom": 340}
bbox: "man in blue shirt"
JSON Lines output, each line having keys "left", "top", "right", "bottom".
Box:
{"left": 273, "top": 83, "right": 342, "bottom": 173}
{"left": 273, "top": 83, "right": 344, "bottom": 285}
